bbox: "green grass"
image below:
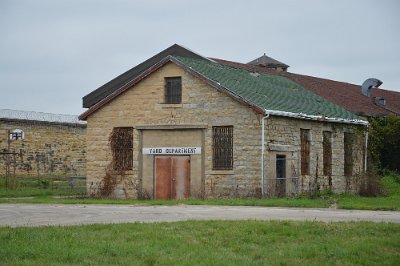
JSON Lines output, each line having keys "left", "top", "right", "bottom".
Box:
{"left": 0, "top": 196, "right": 330, "bottom": 207}
{"left": 337, "top": 195, "right": 399, "bottom": 211}
{"left": 0, "top": 176, "right": 85, "bottom": 198}
{"left": 0, "top": 195, "right": 398, "bottom": 210}
{"left": 0, "top": 187, "right": 85, "bottom": 198}
{"left": 382, "top": 171, "right": 400, "bottom": 196}
{"left": 0, "top": 173, "right": 399, "bottom": 211}
{"left": 0, "top": 220, "right": 399, "bottom": 265}
{"left": 336, "top": 173, "right": 400, "bottom": 211}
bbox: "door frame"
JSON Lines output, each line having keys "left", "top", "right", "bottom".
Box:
{"left": 276, "top": 154, "right": 286, "bottom": 197}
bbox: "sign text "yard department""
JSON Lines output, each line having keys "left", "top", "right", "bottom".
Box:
{"left": 142, "top": 147, "right": 201, "bottom": 155}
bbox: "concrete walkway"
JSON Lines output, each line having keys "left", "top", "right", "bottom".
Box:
{"left": 0, "top": 204, "right": 399, "bottom": 227}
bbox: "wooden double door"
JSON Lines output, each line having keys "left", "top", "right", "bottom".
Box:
{"left": 154, "top": 156, "right": 190, "bottom": 200}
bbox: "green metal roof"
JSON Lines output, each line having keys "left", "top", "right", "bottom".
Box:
{"left": 173, "top": 56, "right": 364, "bottom": 123}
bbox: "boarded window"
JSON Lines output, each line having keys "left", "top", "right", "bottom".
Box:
{"left": 323, "top": 131, "right": 332, "bottom": 176}
{"left": 212, "top": 126, "right": 233, "bottom": 170}
{"left": 301, "top": 129, "right": 310, "bottom": 175}
{"left": 165, "top": 77, "right": 182, "bottom": 104}
{"left": 344, "top": 132, "right": 354, "bottom": 177}
{"left": 110, "top": 127, "right": 133, "bottom": 171}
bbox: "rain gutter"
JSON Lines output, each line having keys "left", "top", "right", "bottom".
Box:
{"left": 261, "top": 113, "right": 270, "bottom": 198}
{"left": 263, "top": 109, "right": 369, "bottom": 126}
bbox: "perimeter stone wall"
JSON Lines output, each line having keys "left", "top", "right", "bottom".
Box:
{"left": 0, "top": 119, "right": 86, "bottom": 177}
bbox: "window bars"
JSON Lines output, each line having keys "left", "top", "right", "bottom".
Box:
{"left": 212, "top": 126, "right": 233, "bottom": 170}
{"left": 165, "top": 77, "right": 182, "bottom": 104}
{"left": 110, "top": 127, "right": 133, "bottom": 171}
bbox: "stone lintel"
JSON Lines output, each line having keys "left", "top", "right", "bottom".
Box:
{"left": 269, "top": 143, "right": 299, "bottom": 152}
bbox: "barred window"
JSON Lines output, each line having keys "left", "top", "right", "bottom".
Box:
{"left": 344, "top": 132, "right": 354, "bottom": 177}
{"left": 212, "top": 126, "right": 233, "bottom": 170}
{"left": 165, "top": 77, "right": 182, "bottom": 104}
{"left": 323, "top": 131, "right": 332, "bottom": 176}
{"left": 110, "top": 127, "right": 133, "bottom": 171}
{"left": 300, "top": 129, "right": 310, "bottom": 175}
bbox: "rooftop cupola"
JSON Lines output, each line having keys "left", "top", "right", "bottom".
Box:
{"left": 247, "top": 53, "right": 289, "bottom": 72}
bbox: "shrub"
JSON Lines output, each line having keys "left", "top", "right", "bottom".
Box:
{"left": 381, "top": 171, "right": 400, "bottom": 197}
{"left": 359, "top": 172, "right": 383, "bottom": 197}
{"left": 368, "top": 115, "right": 400, "bottom": 172}
{"left": 37, "top": 178, "right": 51, "bottom": 189}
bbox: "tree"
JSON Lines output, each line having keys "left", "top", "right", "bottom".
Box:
{"left": 368, "top": 115, "right": 400, "bottom": 172}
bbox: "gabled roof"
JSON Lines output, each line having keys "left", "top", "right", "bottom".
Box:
{"left": 0, "top": 109, "right": 86, "bottom": 126}
{"left": 82, "top": 44, "right": 211, "bottom": 108}
{"left": 80, "top": 51, "right": 366, "bottom": 124}
{"left": 212, "top": 58, "right": 400, "bottom": 117}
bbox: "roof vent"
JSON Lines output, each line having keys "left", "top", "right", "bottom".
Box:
{"left": 361, "top": 78, "right": 382, "bottom": 97}
{"left": 375, "top": 97, "right": 386, "bottom": 106}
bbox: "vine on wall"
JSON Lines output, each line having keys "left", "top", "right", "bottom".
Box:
{"left": 93, "top": 127, "right": 133, "bottom": 198}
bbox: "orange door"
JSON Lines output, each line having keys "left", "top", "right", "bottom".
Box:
{"left": 154, "top": 156, "right": 190, "bottom": 200}
{"left": 154, "top": 156, "right": 172, "bottom": 200}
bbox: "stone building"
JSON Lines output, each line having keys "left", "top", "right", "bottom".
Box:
{"left": 0, "top": 109, "right": 86, "bottom": 177}
{"left": 80, "top": 44, "right": 368, "bottom": 199}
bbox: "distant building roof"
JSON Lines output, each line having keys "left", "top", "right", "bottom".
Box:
{"left": 212, "top": 58, "right": 400, "bottom": 117}
{"left": 0, "top": 109, "right": 86, "bottom": 125}
{"left": 247, "top": 53, "right": 289, "bottom": 71}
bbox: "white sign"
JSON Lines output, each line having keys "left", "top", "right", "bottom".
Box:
{"left": 9, "top": 129, "right": 24, "bottom": 140}
{"left": 143, "top": 147, "right": 201, "bottom": 155}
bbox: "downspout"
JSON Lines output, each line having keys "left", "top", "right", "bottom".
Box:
{"left": 364, "top": 125, "right": 369, "bottom": 172}
{"left": 261, "top": 113, "right": 270, "bottom": 198}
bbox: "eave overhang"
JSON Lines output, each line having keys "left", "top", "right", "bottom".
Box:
{"left": 264, "top": 109, "right": 369, "bottom": 125}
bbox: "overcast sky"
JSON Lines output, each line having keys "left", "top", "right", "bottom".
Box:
{"left": 1, "top": 0, "right": 399, "bottom": 115}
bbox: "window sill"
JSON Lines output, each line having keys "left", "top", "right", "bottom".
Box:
{"left": 160, "top": 103, "right": 183, "bottom": 109}
{"left": 210, "top": 170, "right": 234, "bottom": 175}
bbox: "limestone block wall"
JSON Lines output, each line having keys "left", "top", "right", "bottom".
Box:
{"left": 264, "top": 116, "right": 366, "bottom": 196}
{"left": 0, "top": 119, "right": 86, "bottom": 177}
{"left": 86, "top": 62, "right": 263, "bottom": 199}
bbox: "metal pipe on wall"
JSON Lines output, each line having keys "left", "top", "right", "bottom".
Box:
{"left": 261, "top": 113, "right": 270, "bottom": 198}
